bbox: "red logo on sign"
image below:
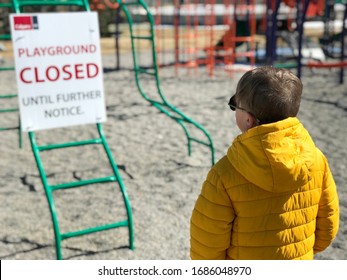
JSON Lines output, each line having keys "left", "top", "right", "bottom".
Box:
{"left": 14, "top": 16, "right": 33, "bottom": 30}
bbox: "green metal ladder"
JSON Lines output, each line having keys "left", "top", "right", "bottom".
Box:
{"left": 12, "top": 0, "right": 134, "bottom": 260}
{"left": 117, "top": 0, "right": 215, "bottom": 166}
{"left": 0, "top": 1, "right": 21, "bottom": 147}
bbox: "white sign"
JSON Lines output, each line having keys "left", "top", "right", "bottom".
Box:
{"left": 10, "top": 12, "right": 106, "bottom": 132}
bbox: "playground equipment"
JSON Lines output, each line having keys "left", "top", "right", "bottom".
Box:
{"left": 215, "top": 0, "right": 257, "bottom": 75}
{"left": 296, "top": 0, "right": 347, "bottom": 83}
{"left": 11, "top": 0, "right": 134, "bottom": 260}
{"left": 148, "top": 0, "right": 259, "bottom": 76}
{"left": 136, "top": 0, "right": 346, "bottom": 82}
{"left": 265, "top": 0, "right": 346, "bottom": 83}
{"left": 116, "top": 0, "right": 215, "bottom": 165}
{"left": 88, "top": 0, "right": 215, "bottom": 164}
{"left": 0, "top": 0, "right": 21, "bottom": 147}
{"left": 95, "top": 0, "right": 346, "bottom": 82}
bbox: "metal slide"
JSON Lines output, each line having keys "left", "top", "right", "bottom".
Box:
{"left": 117, "top": 0, "right": 215, "bottom": 166}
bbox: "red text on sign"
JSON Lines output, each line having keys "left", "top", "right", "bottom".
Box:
{"left": 19, "top": 63, "right": 99, "bottom": 84}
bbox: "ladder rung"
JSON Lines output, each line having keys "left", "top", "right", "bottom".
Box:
{"left": 0, "top": 3, "right": 12, "bottom": 7}
{"left": 38, "top": 138, "right": 102, "bottom": 151}
{"left": 50, "top": 176, "right": 118, "bottom": 191}
{"left": 0, "top": 126, "right": 19, "bottom": 131}
{"left": 136, "top": 68, "right": 156, "bottom": 76}
{"left": 0, "top": 94, "right": 17, "bottom": 98}
{"left": 131, "top": 35, "right": 153, "bottom": 40}
{"left": 60, "top": 220, "right": 129, "bottom": 240}
{"left": 0, "top": 67, "right": 15, "bottom": 71}
{"left": 15, "top": 0, "right": 86, "bottom": 7}
{"left": 0, "top": 108, "right": 18, "bottom": 113}
{"left": 189, "top": 137, "right": 211, "bottom": 147}
{"left": 0, "top": 35, "right": 11, "bottom": 40}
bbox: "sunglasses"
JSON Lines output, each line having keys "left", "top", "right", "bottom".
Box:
{"left": 228, "top": 95, "right": 261, "bottom": 124}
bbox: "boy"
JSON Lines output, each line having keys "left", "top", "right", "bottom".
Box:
{"left": 190, "top": 66, "right": 339, "bottom": 259}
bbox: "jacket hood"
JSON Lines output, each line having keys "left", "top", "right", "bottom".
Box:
{"left": 227, "top": 117, "right": 316, "bottom": 193}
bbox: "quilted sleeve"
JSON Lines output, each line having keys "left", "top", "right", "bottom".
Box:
{"left": 190, "top": 168, "right": 235, "bottom": 259}
{"left": 314, "top": 158, "right": 340, "bottom": 254}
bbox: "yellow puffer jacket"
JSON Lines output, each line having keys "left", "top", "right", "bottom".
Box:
{"left": 190, "top": 117, "right": 339, "bottom": 260}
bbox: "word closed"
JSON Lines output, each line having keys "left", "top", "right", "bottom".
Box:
{"left": 19, "top": 63, "right": 99, "bottom": 84}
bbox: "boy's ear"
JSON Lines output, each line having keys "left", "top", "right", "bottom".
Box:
{"left": 246, "top": 113, "right": 258, "bottom": 129}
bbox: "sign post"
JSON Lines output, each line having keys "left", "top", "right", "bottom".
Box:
{"left": 10, "top": 12, "right": 106, "bottom": 131}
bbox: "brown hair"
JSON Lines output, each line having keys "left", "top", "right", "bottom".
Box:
{"left": 235, "top": 66, "right": 303, "bottom": 124}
